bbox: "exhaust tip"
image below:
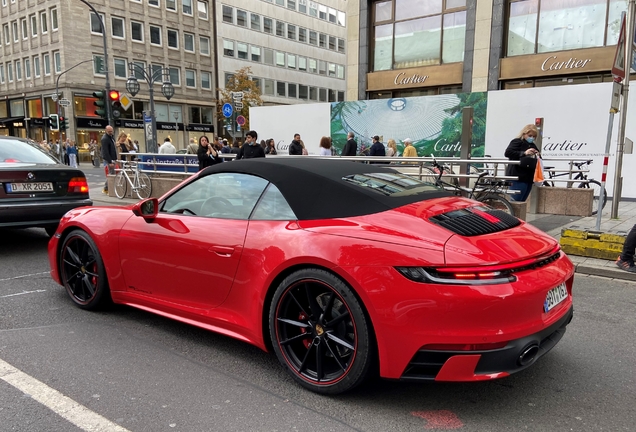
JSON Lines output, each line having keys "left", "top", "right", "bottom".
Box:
{"left": 518, "top": 344, "right": 539, "bottom": 366}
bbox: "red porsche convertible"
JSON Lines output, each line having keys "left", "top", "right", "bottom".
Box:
{"left": 48, "top": 158, "right": 574, "bottom": 394}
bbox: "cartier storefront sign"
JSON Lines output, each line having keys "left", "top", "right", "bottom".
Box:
{"left": 367, "top": 62, "right": 463, "bottom": 92}
{"left": 500, "top": 46, "right": 615, "bottom": 80}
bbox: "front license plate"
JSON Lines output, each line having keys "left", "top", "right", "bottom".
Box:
{"left": 544, "top": 282, "right": 568, "bottom": 313}
{"left": 7, "top": 182, "right": 54, "bottom": 193}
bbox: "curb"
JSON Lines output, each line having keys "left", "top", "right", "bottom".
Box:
{"left": 559, "top": 226, "right": 628, "bottom": 260}
{"left": 574, "top": 263, "right": 636, "bottom": 281}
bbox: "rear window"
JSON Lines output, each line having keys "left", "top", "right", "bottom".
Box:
{"left": 342, "top": 172, "right": 440, "bottom": 196}
{"left": 0, "top": 138, "right": 58, "bottom": 164}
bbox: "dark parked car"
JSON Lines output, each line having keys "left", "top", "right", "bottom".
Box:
{"left": 0, "top": 136, "right": 92, "bottom": 236}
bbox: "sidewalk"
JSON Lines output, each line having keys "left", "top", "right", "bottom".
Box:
{"left": 526, "top": 200, "right": 636, "bottom": 282}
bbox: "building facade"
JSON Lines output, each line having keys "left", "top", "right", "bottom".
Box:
{"left": 354, "top": 0, "right": 631, "bottom": 100}
{"left": 0, "top": 0, "right": 216, "bottom": 152}
{"left": 216, "top": 0, "right": 348, "bottom": 108}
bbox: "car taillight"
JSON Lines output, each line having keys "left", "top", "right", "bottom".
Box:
{"left": 423, "top": 341, "right": 509, "bottom": 351}
{"left": 4, "top": 158, "right": 20, "bottom": 163}
{"left": 68, "top": 177, "right": 89, "bottom": 194}
{"left": 395, "top": 267, "right": 517, "bottom": 285}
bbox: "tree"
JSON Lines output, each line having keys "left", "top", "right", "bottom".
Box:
{"left": 217, "top": 67, "right": 263, "bottom": 134}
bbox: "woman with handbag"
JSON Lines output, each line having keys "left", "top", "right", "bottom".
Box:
{"left": 504, "top": 124, "right": 540, "bottom": 202}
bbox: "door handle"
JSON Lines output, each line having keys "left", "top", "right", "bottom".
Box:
{"left": 210, "top": 246, "right": 234, "bottom": 257}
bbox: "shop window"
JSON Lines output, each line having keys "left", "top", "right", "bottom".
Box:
{"left": 506, "top": 0, "right": 626, "bottom": 57}
{"left": 190, "top": 106, "right": 201, "bottom": 124}
{"left": 371, "top": 0, "right": 466, "bottom": 71}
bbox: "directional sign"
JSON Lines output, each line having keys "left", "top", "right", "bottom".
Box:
{"left": 236, "top": 115, "right": 246, "bottom": 126}
{"left": 234, "top": 102, "right": 244, "bottom": 109}
{"left": 51, "top": 94, "right": 58, "bottom": 102}
{"left": 59, "top": 99, "right": 71, "bottom": 107}
{"left": 232, "top": 91, "right": 244, "bottom": 99}
{"left": 222, "top": 103, "right": 233, "bottom": 118}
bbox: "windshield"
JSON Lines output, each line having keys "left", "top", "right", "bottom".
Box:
{"left": 0, "top": 138, "right": 58, "bottom": 164}
{"left": 342, "top": 172, "right": 440, "bottom": 196}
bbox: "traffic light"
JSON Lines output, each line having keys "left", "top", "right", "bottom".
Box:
{"left": 92, "top": 90, "right": 107, "bottom": 119}
{"left": 59, "top": 116, "right": 68, "bottom": 131}
{"left": 109, "top": 90, "right": 121, "bottom": 119}
{"left": 49, "top": 114, "right": 59, "bottom": 131}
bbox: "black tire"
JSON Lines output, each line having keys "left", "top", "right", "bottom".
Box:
{"left": 269, "top": 268, "right": 372, "bottom": 395}
{"left": 135, "top": 172, "right": 152, "bottom": 199}
{"left": 578, "top": 180, "right": 607, "bottom": 216}
{"left": 114, "top": 171, "right": 127, "bottom": 199}
{"left": 59, "top": 230, "right": 111, "bottom": 310}
{"left": 478, "top": 193, "right": 515, "bottom": 215}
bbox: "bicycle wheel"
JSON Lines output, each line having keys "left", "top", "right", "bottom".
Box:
{"left": 114, "top": 172, "right": 127, "bottom": 199}
{"left": 420, "top": 166, "right": 438, "bottom": 185}
{"left": 578, "top": 179, "right": 607, "bottom": 216}
{"left": 135, "top": 172, "right": 152, "bottom": 199}
{"left": 478, "top": 194, "right": 514, "bottom": 215}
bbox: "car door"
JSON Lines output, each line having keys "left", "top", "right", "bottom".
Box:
{"left": 118, "top": 172, "right": 269, "bottom": 311}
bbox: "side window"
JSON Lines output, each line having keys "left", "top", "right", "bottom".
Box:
{"left": 251, "top": 184, "right": 297, "bottom": 221}
{"left": 160, "top": 173, "right": 268, "bottom": 220}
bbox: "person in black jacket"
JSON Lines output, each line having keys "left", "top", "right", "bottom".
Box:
{"left": 197, "top": 135, "right": 221, "bottom": 170}
{"left": 504, "top": 124, "right": 540, "bottom": 202}
{"left": 100, "top": 125, "right": 117, "bottom": 194}
{"left": 342, "top": 132, "right": 357, "bottom": 156}
{"left": 236, "top": 130, "right": 265, "bottom": 159}
{"left": 289, "top": 133, "right": 303, "bottom": 155}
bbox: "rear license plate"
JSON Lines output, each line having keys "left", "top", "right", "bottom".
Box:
{"left": 7, "top": 182, "right": 54, "bottom": 193}
{"left": 544, "top": 282, "right": 568, "bottom": 313}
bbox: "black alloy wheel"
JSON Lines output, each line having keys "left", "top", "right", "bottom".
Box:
{"left": 59, "top": 230, "right": 111, "bottom": 310}
{"left": 269, "top": 268, "right": 372, "bottom": 394}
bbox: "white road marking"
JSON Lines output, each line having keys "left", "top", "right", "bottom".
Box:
{"left": 0, "top": 271, "right": 50, "bottom": 282}
{"left": 0, "top": 290, "right": 47, "bottom": 298}
{"left": 0, "top": 358, "right": 131, "bottom": 432}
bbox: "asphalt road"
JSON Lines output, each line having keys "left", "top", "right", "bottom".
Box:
{"left": 1, "top": 228, "right": 635, "bottom": 432}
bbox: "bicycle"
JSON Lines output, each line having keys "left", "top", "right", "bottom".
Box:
{"left": 114, "top": 160, "right": 152, "bottom": 199}
{"left": 542, "top": 159, "right": 607, "bottom": 215}
{"left": 428, "top": 158, "right": 515, "bottom": 215}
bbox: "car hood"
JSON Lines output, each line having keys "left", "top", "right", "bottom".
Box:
{"left": 298, "top": 196, "right": 558, "bottom": 265}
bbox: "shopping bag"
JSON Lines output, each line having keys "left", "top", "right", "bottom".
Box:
{"left": 533, "top": 157, "right": 545, "bottom": 184}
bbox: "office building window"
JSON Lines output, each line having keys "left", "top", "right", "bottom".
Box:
{"left": 237, "top": 42, "right": 248, "bottom": 59}
{"left": 299, "top": 84, "right": 308, "bottom": 100}
{"left": 251, "top": 13, "right": 261, "bottom": 31}
{"left": 276, "top": 51, "right": 285, "bottom": 67}
{"left": 184, "top": 33, "right": 194, "bottom": 52}
{"left": 251, "top": 46, "right": 261, "bottom": 62}
{"left": 264, "top": 48, "right": 274, "bottom": 65}
{"left": 223, "top": 5, "right": 233, "bottom": 23}
{"left": 167, "top": 29, "right": 178, "bottom": 48}
{"left": 201, "top": 72, "right": 211, "bottom": 89}
{"left": 112, "top": 17, "right": 125, "bottom": 38}
{"left": 299, "top": 28, "right": 307, "bottom": 43}
{"left": 264, "top": 18, "right": 273, "bottom": 34}
{"left": 298, "top": 57, "right": 307, "bottom": 71}
{"left": 166, "top": 0, "right": 176, "bottom": 11}
{"left": 288, "top": 83, "right": 297, "bottom": 98}
{"left": 40, "top": 12, "right": 48, "bottom": 34}
{"left": 338, "top": 38, "right": 345, "bottom": 53}
{"left": 299, "top": 0, "right": 307, "bottom": 13}
{"left": 237, "top": 10, "right": 247, "bottom": 27}
{"left": 276, "top": 21, "right": 285, "bottom": 37}
{"left": 329, "top": 35, "right": 336, "bottom": 50}
{"left": 51, "top": 8, "right": 58, "bottom": 30}
{"left": 43, "top": 53, "right": 50, "bottom": 75}
{"left": 277, "top": 81, "right": 286, "bottom": 97}
{"left": 198, "top": 1, "right": 208, "bottom": 20}
{"left": 133, "top": 61, "right": 145, "bottom": 79}
{"left": 150, "top": 25, "right": 162, "bottom": 45}
{"left": 372, "top": 0, "right": 466, "bottom": 71}
{"left": 186, "top": 69, "right": 196, "bottom": 87}
{"left": 169, "top": 67, "right": 180, "bottom": 85}
{"left": 264, "top": 79, "right": 274, "bottom": 95}
{"left": 114, "top": 58, "right": 127, "bottom": 78}
{"left": 182, "top": 0, "right": 192, "bottom": 15}
{"left": 319, "top": 33, "right": 326, "bottom": 48}
{"left": 34, "top": 56, "right": 40, "bottom": 77}
{"left": 30, "top": 15, "right": 37, "bottom": 37}
{"left": 309, "top": 31, "right": 317, "bottom": 45}
{"left": 149, "top": 0, "right": 159, "bottom": 6}
{"left": 288, "top": 24, "right": 296, "bottom": 40}
{"left": 200, "top": 36, "right": 210, "bottom": 55}
{"left": 223, "top": 39, "right": 234, "bottom": 56}
{"left": 308, "top": 58, "right": 317, "bottom": 73}
{"left": 16, "top": 60, "right": 21, "bottom": 80}
{"left": 54, "top": 51, "right": 61, "bottom": 73}
{"left": 7, "top": 62, "right": 13, "bottom": 82}
{"left": 288, "top": 54, "right": 296, "bottom": 68}
{"left": 288, "top": 0, "right": 296, "bottom": 10}
{"left": 21, "top": 18, "right": 27, "bottom": 39}
{"left": 131, "top": 21, "right": 143, "bottom": 42}
{"left": 90, "top": 13, "right": 103, "bottom": 34}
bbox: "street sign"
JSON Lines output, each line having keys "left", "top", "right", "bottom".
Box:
{"left": 612, "top": 15, "right": 627, "bottom": 79}
{"left": 234, "top": 102, "right": 244, "bottom": 109}
{"left": 119, "top": 93, "right": 133, "bottom": 110}
{"left": 232, "top": 91, "right": 244, "bottom": 99}
{"left": 59, "top": 99, "right": 71, "bottom": 107}
{"left": 222, "top": 103, "right": 233, "bottom": 118}
{"left": 51, "top": 94, "right": 58, "bottom": 102}
{"left": 236, "top": 115, "right": 246, "bottom": 126}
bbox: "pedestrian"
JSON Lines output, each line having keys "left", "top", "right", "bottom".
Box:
{"left": 369, "top": 135, "right": 386, "bottom": 157}
{"left": 401, "top": 138, "right": 418, "bottom": 158}
{"left": 342, "top": 131, "right": 357, "bottom": 156}
{"left": 63, "top": 139, "right": 70, "bottom": 165}
{"left": 221, "top": 139, "right": 231, "bottom": 154}
{"left": 132, "top": 140, "right": 140, "bottom": 152}
{"left": 504, "top": 124, "right": 540, "bottom": 202}
{"left": 89, "top": 139, "right": 98, "bottom": 166}
{"left": 66, "top": 140, "right": 78, "bottom": 168}
{"left": 186, "top": 137, "right": 199, "bottom": 154}
{"left": 265, "top": 139, "right": 277, "bottom": 155}
{"left": 260, "top": 139, "right": 267, "bottom": 150}
{"left": 197, "top": 135, "right": 221, "bottom": 170}
{"left": 318, "top": 136, "right": 332, "bottom": 156}
{"left": 116, "top": 132, "right": 130, "bottom": 160}
{"left": 289, "top": 133, "right": 303, "bottom": 155}
{"left": 386, "top": 139, "right": 398, "bottom": 157}
{"left": 101, "top": 125, "right": 117, "bottom": 194}
{"left": 159, "top": 137, "right": 176, "bottom": 154}
{"left": 616, "top": 226, "right": 636, "bottom": 272}
{"left": 236, "top": 130, "right": 265, "bottom": 159}
{"left": 230, "top": 140, "right": 240, "bottom": 155}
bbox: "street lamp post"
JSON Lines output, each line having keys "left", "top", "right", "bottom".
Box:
{"left": 126, "top": 64, "right": 175, "bottom": 153}
{"left": 173, "top": 110, "right": 179, "bottom": 148}
{"left": 78, "top": 0, "right": 112, "bottom": 125}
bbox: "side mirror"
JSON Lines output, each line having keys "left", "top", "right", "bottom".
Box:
{"left": 132, "top": 198, "right": 159, "bottom": 221}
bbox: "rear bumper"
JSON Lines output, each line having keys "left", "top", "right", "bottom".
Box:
{"left": 401, "top": 306, "right": 574, "bottom": 382}
{"left": 0, "top": 198, "right": 92, "bottom": 227}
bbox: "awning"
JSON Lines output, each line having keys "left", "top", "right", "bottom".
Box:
{"left": 0, "top": 117, "right": 25, "bottom": 124}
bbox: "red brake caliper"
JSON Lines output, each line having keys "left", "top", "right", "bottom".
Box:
{"left": 299, "top": 312, "right": 311, "bottom": 348}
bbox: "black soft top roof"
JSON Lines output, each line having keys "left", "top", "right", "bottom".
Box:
{"left": 201, "top": 158, "right": 448, "bottom": 220}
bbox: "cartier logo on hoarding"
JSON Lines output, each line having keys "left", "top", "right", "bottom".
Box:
{"left": 541, "top": 55, "right": 592, "bottom": 71}
{"left": 394, "top": 72, "right": 429, "bottom": 85}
